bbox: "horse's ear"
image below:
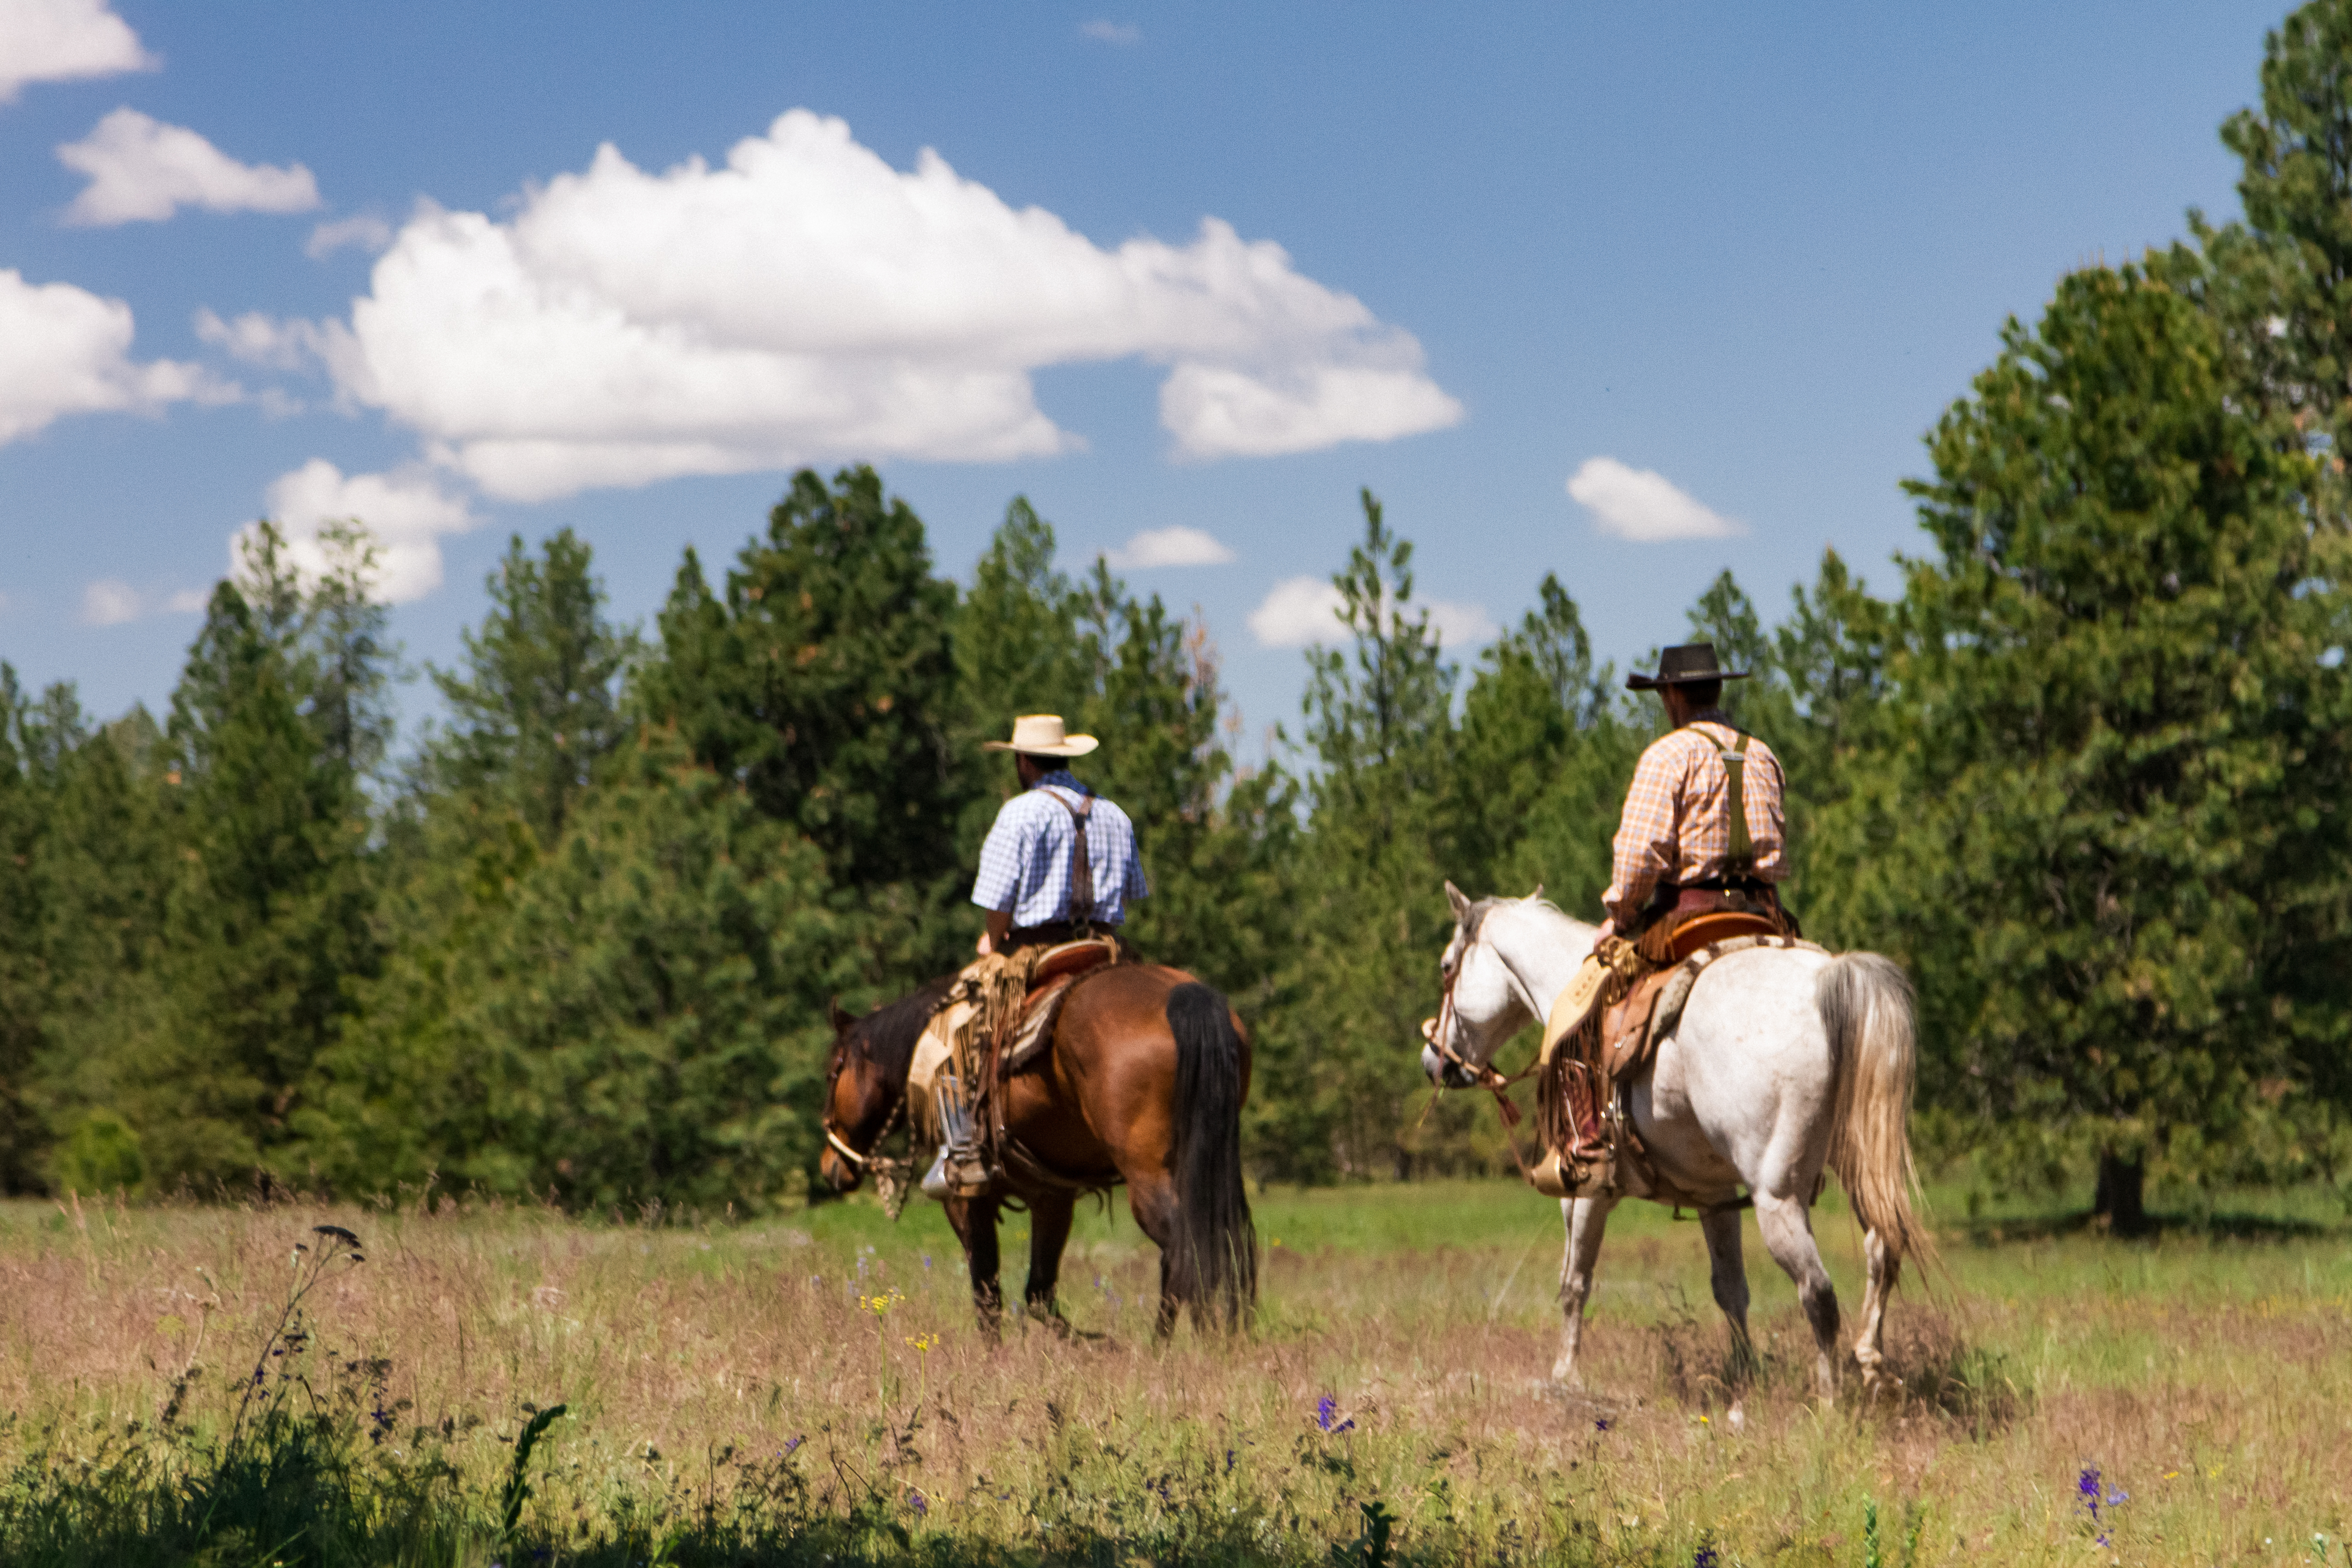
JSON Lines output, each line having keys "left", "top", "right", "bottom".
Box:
{"left": 1444, "top": 880, "right": 1472, "bottom": 921}
{"left": 1527, "top": 882, "right": 1544, "bottom": 901}
{"left": 828, "top": 996, "right": 855, "bottom": 1034}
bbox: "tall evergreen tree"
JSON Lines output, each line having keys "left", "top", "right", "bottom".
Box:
{"left": 636, "top": 467, "right": 961, "bottom": 896}
{"left": 1826, "top": 266, "right": 2352, "bottom": 1227}
{"left": 428, "top": 529, "right": 636, "bottom": 846}
{"left": 115, "top": 525, "right": 389, "bottom": 1185}
{"left": 1273, "top": 491, "right": 1472, "bottom": 1177}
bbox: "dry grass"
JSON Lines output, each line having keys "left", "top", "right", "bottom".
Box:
{"left": 0, "top": 1179, "right": 2346, "bottom": 1564}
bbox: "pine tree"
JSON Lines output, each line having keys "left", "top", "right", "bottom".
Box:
{"left": 427, "top": 530, "right": 635, "bottom": 846}
{"left": 1274, "top": 490, "right": 1470, "bottom": 1177}
{"left": 1838, "top": 265, "right": 2352, "bottom": 1227}
{"left": 635, "top": 467, "right": 961, "bottom": 896}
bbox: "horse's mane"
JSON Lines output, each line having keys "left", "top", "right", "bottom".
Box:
{"left": 842, "top": 974, "right": 959, "bottom": 1084}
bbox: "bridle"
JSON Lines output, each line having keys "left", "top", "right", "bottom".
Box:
{"left": 822, "top": 1044, "right": 917, "bottom": 1218}
{"left": 1424, "top": 923, "right": 1541, "bottom": 1130}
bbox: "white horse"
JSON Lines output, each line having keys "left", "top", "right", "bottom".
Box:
{"left": 1422, "top": 885, "right": 1932, "bottom": 1399}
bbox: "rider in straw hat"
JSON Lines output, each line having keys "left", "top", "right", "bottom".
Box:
{"left": 971, "top": 714, "right": 1147, "bottom": 956}
{"left": 919, "top": 715, "right": 1147, "bottom": 1198}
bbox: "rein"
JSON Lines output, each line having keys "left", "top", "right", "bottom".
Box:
{"left": 823, "top": 1054, "right": 917, "bottom": 1220}
{"left": 1426, "top": 946, "right": 1538, "bottom": 1127}
{"left": 1422, "top": 924, "right": 1548, "bottom": 1186}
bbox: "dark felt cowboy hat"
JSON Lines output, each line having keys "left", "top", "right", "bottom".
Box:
{"left": 1625, "top": 642, "right": 1752, "bottom": 691}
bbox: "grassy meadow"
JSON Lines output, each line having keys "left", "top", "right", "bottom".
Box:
{"left": 0, "top": 1177, "right": 2345, "bottom": 1565}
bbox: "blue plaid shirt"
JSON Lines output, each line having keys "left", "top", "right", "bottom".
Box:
{"left": 970, "top": 770, "right": 1147, "bottom": 928}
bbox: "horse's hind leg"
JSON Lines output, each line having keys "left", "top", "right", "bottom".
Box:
{"left": 1851, "top": 1223, "right": 1900, "bottom": 1392}
{"left": 1753, "top": 1193, "right": 1841, "bottom": 1402}
{"left": 1125, "top": 1171, "right": 1182, "bottom": 1339}
{"left": 1699, "top": 1206, "right": 1756, "bottom": 1390}
{"left": 1022, "top": 1191, "right": 1078, "bottom": 1336}
{"left": 1551, "top": 1195, "right": 1617, "bottom": 1388}
{"left": 944, "top": 1197, "right": 1005, "bottom": 1338}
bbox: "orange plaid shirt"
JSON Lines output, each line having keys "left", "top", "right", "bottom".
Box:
{"left": 1602, "top": 710, "right": 1786, "bottom": 926}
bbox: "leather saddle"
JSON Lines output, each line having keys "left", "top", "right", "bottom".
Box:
{"left": 998, "top": 937, "right": 1121, "bottom": 1074}
{"left": 1599, "top": 910, "right": 1783, "bottom": 1077}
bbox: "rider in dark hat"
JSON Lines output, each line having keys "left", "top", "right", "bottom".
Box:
{"left": 1597, "top": 642, "right": 1789, "bottom": 957}
{"left": 1530, "top": 643, "right": 1794, "bottom": 1197}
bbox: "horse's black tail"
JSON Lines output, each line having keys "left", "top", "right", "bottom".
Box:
{"left": 1166, "top": 981, "right": 1257, "bottom": 1330}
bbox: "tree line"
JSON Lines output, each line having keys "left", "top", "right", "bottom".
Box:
{"left": 9, "top": 1, "right": 2352, "bottom": 1221}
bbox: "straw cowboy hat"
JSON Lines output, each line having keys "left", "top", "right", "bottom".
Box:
{"left": 982, "top": 714, "right": 1100, "bottom": 757}
{"left": 1625, "top": 642, "right": 1752, "bottom": 691}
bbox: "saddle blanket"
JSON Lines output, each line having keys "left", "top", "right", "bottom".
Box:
{"left": 906, "top": 938, "right": 1118, "bottom": 1140}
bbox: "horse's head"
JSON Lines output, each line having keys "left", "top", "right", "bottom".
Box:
{"left": 819, "top": 997, "right": 902, "bottom": 1193}
{"left": 1420, "top": 879, "right": 1541, "bottom": 1088}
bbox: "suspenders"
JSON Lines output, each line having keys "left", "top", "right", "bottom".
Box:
{"left": 1715, "top": 731, "right": 1755, "bottom": 878}
{"left": 1040, "top": 787, "right": 1096, "bottom": 923}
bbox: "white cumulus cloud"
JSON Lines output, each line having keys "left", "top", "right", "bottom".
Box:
{"left": 299, "top": 109, "right": 1457, "bottom": 502}
{"left": 1103, "top": 525, "right": 1234, "bottom": 568}
{"left": 1249, "top": 577, "right": 1346, "bottom": 648}
{"left": 1248, "top": 575, "right": 1492, "bottom": 650}
{"left": 0, "top": 268, "right": 228, "bottom": 444}
{"left": 57, "top": 108, "right": 322, "bottom": 226}
{"left": 0, "top": 0, "right": 152, "bottom": 102}
{"left": 1566, "top": 456, "right": 1744, "bottom": 542}
{"left": 253, "top": 460, "right": 477, "bottom": 603}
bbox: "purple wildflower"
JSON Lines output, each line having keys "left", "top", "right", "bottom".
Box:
{"left": 1595, "top": 1417, "right": 1611, "bottom": 1432}
{"left": 1693, "top": 1542, "right": 1721, "bottom": 1568}
{"left": 783, "top": 1435, "right": 804, "bottom": 1455}
{"left": 907, "top": 1490, "right": 927, "bottom": 1516}
{"left": 1314, "top": 1395, "right": 1355, "bottom": 1434}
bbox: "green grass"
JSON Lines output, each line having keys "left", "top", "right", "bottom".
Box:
{"left": 0, "top": 1178, "right": 2346, "bottom": 1565}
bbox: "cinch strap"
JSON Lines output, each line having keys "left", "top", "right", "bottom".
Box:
{"left": 1717, "top": 733, "right": 1753, "bottom": 875}
{"left": 1041, "top": 787, "right": 1096, "bottom": 923}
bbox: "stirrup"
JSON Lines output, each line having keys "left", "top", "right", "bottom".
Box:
{"left": 1529, "top": 1145, "right": 1617, "bottom": 1200}
{"left": 923, "top": 1142, "right": 994, "bottom": 1201}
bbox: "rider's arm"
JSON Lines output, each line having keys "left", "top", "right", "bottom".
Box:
{"left": 979, "top": 907, "right": 1013, "bottom": 955}
{"left": 1601, "top": 735, "right": 1688, "bottom": 927}
{"left": 971, "top": 797, "right": 1038, "bottom": 952}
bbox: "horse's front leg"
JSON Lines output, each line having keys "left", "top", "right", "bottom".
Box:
{"left": 1023, "top": 1191, "right": 1077, "bottom": 1336}
{"left": 1699, "top": 1206, "right": 1756, "bottom": 1391}
{"left": 1551, "top": 1194, "right": 1617, "bottom": 1387}
{"left": 944, "top": 1196, "right": 1004, "bottom": 1337}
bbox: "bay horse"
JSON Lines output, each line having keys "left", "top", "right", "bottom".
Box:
{"left": 1423, "top": 885, "right": 1933, "bottom": 1400}
{"left": 820, "top": 962, "right": 1256, "bottom": 1337}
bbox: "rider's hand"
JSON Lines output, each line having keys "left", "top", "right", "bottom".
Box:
{"left": 1590, "top": 918, "right": 1614, "bottom": 953}
{"left": 975, "top": 931, "right": 995, "bottom": 956}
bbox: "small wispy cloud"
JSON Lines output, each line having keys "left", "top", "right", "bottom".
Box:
{"left": 1103, "top": 525, "right": 1234, "bottom": 568}
{"left": 306, "top": 212, "right": 393, "bottom": 259}
{"left": 1246, "top": 576, "right": 1493, "bottom": 650}
{"left": 1080, "top": 19, "right": 1141, "bottom": 44}
{"left": 57, "top": 108, "right": 321, "bottom": 226}
{"left": 1566, "top": 456, "right": 1743, "bottom": 542}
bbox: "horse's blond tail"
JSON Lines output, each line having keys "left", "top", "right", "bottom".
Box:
{"left": 1816, "top": 953, "right": 1939, "bottom": 1275}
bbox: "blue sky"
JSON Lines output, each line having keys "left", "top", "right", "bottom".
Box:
{"left": 0, "top": 1, "right": 2289, "bottom": 753}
